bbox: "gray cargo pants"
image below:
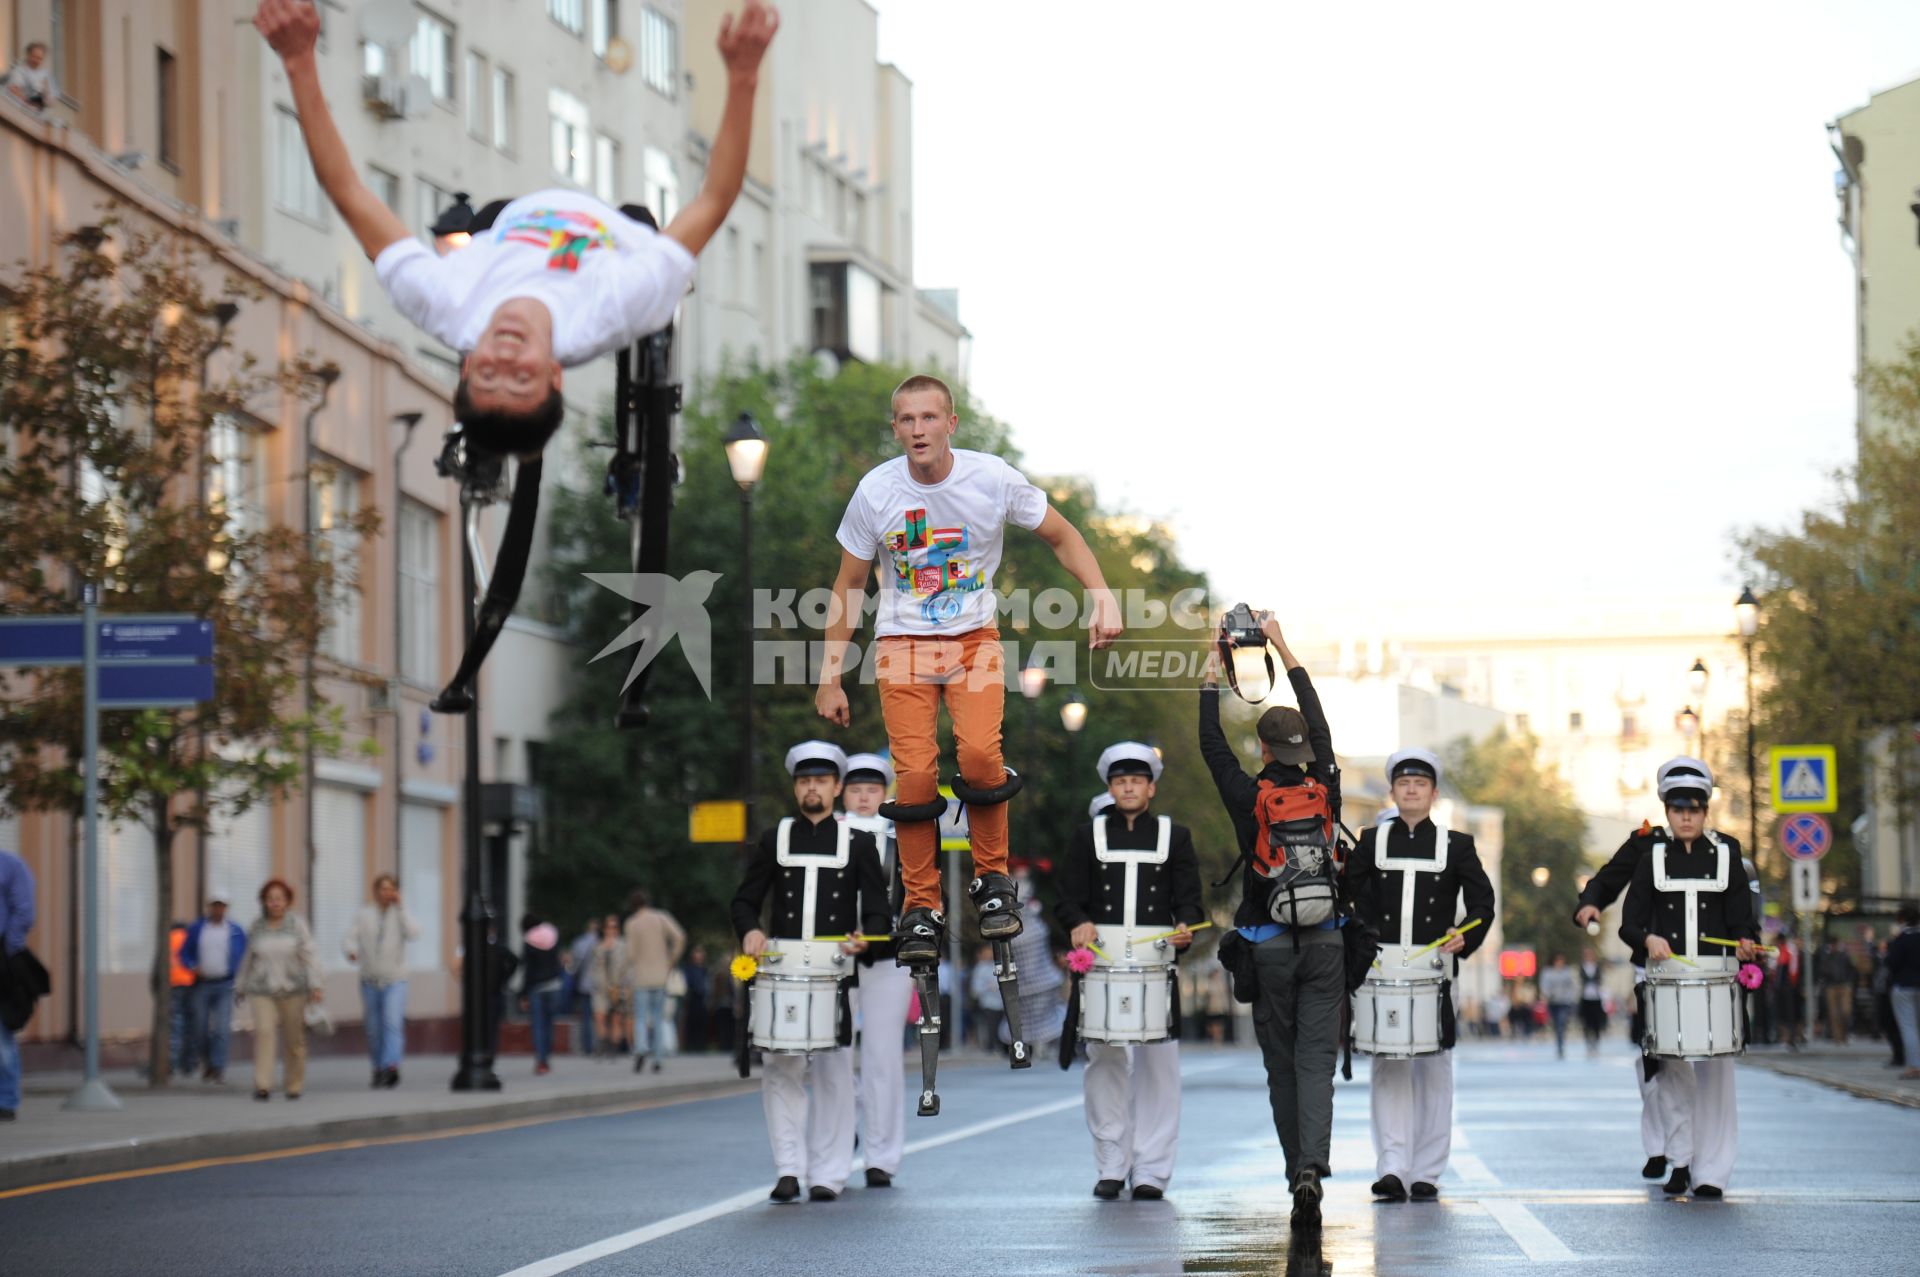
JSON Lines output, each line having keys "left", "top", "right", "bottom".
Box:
{"left": 1251, "top": 928, "right": 1346, "bottom": 1183}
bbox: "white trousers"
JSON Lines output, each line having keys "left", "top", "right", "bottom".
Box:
{"left": 1083, "top": 1040, "right": 1182, "bottom": 1189}
{"left": 762, "top": 1048, "right": 855, "bottom": 1192}
{"left": 852, "top": 961, "right": 913, "bottom": 1175}
{"left": 1637, "top": 1053, "right": 1685, "bottom": 1159}
{"left": 1657, "top": 1057, "right": 1738, "bottom": 1188}
{"left": 1370, "top": 1050, "right": 1454, "bottom": 1185}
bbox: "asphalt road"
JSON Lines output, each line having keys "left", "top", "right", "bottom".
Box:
{"left": 6, "top": 1039, "right": 1918, "bottom": 1276}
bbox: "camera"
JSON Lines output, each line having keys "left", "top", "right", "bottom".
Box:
{"left": 1220, "top": 603, "right": 1268, "bottom": 649}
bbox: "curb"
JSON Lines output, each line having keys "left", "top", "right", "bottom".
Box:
{"left": 1737, "top": 1055, "right": 1920, "bottom": 1111}
{"left": 0, "top": 1074, "right": 757, "bottom": 1193}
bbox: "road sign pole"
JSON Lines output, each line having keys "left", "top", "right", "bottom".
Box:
{"left": 1803, "top": 910, "right": 1817, "bottom": 1044}
{"left": 65, "top": 585, "right": 121, "bottom": 1112}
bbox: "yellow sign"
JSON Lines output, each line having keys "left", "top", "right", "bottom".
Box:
{"left": 1771, "top": 744, "right": 1837, "bottom": 814}
{"left": 689, "top": 800, "right": 747, "bottom": 844}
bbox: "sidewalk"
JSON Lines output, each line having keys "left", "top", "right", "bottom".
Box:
{"left": 1, "top": 1049, "right": 754, "bottom": 1192}
{"left": 1737, "top": 1039, "right": 1920, "bottom": 1110}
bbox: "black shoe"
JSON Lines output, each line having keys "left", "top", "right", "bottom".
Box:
{"left": 1692, "top": 1184, "right": 1723, "bottom": 1200}
{"left": 970, "top": 873, "right": 1024, "bottom": 940}
{"left": 1371, "top": 1174, "right": 1408, "bottom": 1201}
{"left": 895, "top": 908, "right": 945, "bottom": 967}
{"left": 384, "top": 1068, "right": 401, "bottom": 1088}
{"left": 1663, "top": 1165, "right": 1691, "bottom": 1195}
{"left": 1290, "top": 1170, "right": 1323, "bottom": 1232}
{"left": 1093, "top": 1178, "right": 1124, "bottom": 1200}
{"left": 1411, "top": 1182, "right": 1439, "bottom": 1201}
{"left": 1131, "top": 1184, "right": 1164, "bottom": 1201}
{"left": 0, "top": 1109, "right": 14, "bottom": 1122}
{"left": 253, "top": 1090, "right": 270, "bottom": 1102}
{"left": 769, "top": 1176, "right": 801, "bottom": 1203}
{"left": 371, "top": 1071, "right": 384, "bottom": 1089}
{"left": 633, "top": 1054, "right": 649, "bottom": 1073}
{"left": 652, "top": 1059, "right": 662, "bottom": 1073}
{"left": 1641, "top": 1156, "right": 1667, "bottom": 1179}
{"left": 865, "top": 1168, "right": 893, "bottom": 1188}
{"left": 808, "top": 1185, "right": 838, "bottom": 1202}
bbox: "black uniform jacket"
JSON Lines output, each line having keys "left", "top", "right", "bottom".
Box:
{"left": 1342, "top": 818, "right": 1496, "bottom": 961}
{"left": 1199, "top": 666, "right": 1342, "bottom": 928}
{"left": 731, "top": 814, "right": 890, "bottom": 948}
{"left": 1619, "top": 831, "right": 1758, "bottom": 957}
{"left": 1052, "top": 808, "right": 1206, "bottom": 933}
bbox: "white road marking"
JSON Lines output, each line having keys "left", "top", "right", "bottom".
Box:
{"left": 1451, "top": 1127, "right": 1581, "bottom": 1263}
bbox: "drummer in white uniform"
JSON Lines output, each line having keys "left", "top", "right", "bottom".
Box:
{"left": 733, "top": 742, "right": 891, "bottom": 1203}
{"left": 1341, "top": 748, "right": 1496, "bottom": 1203}
{"left": 1619, "top": 758, "right": 1758, "bottom": 1200}
{"left": 1053, "top": 741, "right": 1205, "bottom": 1201}
{"left": 839, "top": 751, "right": 911, "bottom": 1189}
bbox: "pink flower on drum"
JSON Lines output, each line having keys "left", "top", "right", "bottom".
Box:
{"left": 1067, "top": 947, "right": 1097, "bottom": 975}
{"left": 1738, "top": 962, "right": 1764, "bottom": 990}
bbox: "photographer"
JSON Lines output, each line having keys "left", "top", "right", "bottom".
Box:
{"left": 1198, "top": 611, "right": 1345, "bottom": 1232}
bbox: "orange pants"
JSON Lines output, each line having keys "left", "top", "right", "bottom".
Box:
{"left": 876, "top": 628, "right": 1009, "bottom": 913}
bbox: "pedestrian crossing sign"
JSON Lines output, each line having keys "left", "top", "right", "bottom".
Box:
{"left": 1771, "top": 744, "right": 1837, "bottom": 814}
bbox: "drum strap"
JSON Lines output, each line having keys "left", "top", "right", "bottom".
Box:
{"left": 1376, "top": 822, "right": 1450, "bottom": 949}
{"left": 845, "top": 814, "right": 902, "bottom": 924}
{"left": 776, "top": 818, "right": 852, "bottom": 941}
{"left": 1094, "top": 816, "right": 1172, "bottom": 932}
{"left": 1650, "top": 836, "right": 1728, "bottom": 961}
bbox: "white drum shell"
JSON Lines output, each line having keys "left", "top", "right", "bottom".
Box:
{"left": 1079, "top": 925, "right": 1177, "bottom": 1044}
{"left": 1351, "top": 942, "right": 1448, "bottom": 1059}
{"left": 1643, "top": 957, "right": 1744, "bottom": 1060}
{"left": 749, "top": 938, "right": 848, "bottom": 1055}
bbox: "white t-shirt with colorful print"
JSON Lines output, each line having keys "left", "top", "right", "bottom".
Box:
{"left": 835, "top": 449, "right": 1050, "bottom": 637}
{"left": 372, "top": 189, "right": 695, "bottom": 366}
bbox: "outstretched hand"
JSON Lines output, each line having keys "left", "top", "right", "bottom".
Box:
{"left": 718, "top": 1, "right": 780, "bottom": 80}
{"left": 254, "top": 0, "right": 321, "bottom": 62}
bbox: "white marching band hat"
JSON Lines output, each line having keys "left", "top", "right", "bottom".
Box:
{"left": 1387, "top": 747, "right": 1442, "bottom": 786}
{"left": 784, "top": 740, "right": 849, "bottom": 779}
{"left": 843, "top": 752, "right": 894, "bottom": 788}
{"left": 1089, "top": 791, "right": 1117, "bottom": 819}
{"left": 1096, "top": 740, "right": 1163, "bottom": 784}
{"left": 1656, "top": 756, "right": 1713, "bottom": 807}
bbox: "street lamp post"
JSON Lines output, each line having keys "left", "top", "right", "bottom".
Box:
{"left": 724, "top": 414, "right": 769, "bottom": 853}
{"left": 1019, "top": 662, "right": 1048, "bottom": 861}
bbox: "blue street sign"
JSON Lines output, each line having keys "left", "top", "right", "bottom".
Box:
{"left": 0, "top": 614, "right": 213, "bottom": 666}
{"left": 1780, "top": 813, "right": 1833, "bottom": 862}
{"left": 98, "top": 662, "right": 216, "bottom": 709}
{"left": 0, "top": 617, "right": 84, "bottom": 665}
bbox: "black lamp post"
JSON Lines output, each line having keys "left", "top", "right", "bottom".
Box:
{"left": 724, "top": 414, "right": 769, "bottom": 848}
{"left": 1735, "top": 587, "right": 1760, "bottom": 865}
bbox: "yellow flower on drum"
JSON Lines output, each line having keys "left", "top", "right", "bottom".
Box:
{"left": 730, "top": 954, "right": 759, "bottom": 982}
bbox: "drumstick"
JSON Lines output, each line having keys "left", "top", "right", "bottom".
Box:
{"left": 807, "top": 934, "right": 891, "bottom": 944}
{"left": 1702, "top": 935, "right": 1775, "bottom": 954}
{"left": 1408, "top": 917, "right": 1484, "bottom": 959}
{"left": 1134, "top": 921, "right": 1215, "bottom": 944}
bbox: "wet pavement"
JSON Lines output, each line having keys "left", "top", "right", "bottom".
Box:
{"left": 5, "top": 1038, "right": 1917, "bottom": 1276}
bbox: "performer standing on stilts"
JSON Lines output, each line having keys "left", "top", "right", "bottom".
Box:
{"left": 839, "top": 752, "right": 910, "bottom": 1187}
{"left": 814, "top": 374, "right": 1121, "bottom": 1109}
{"left": 1055, "top": 742, "right": 1204, "bottom": 1201}
{"left": 1343, "top": 749, "right": 1496, "bottom": 1204}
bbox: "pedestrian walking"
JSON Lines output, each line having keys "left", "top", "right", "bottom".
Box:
{"left": 679, "top": 946, "right": 710, "bottom": 1054}
{"left": 0, "top": 847, "right": 38, "bottom": 1121}
{"left": 567, "top": 919, "right": 599, "bottom": 1056}
{"left": 1817, "top": 940, "right": 1856, "bottom": 1045}
{"left": 486, "top": 926, "right": 519, "bottom": 1060}
{"left": 342, "top": 874, "right": 418, "bottom": 1088}
{"left": 520, "top": 915, "right": 565, "bottom": 1074}
{"left": 624, "top": 889, "right": 686, "bottom": 1074}
{"left": 1577, "top": 949, "right": 1608, "bottom": 1057}
{"left": 1887, "top": 903, "right": 1920, "bottom": 1081}
{"left": 1541, "top": 955, "right": 1578, "bottom": 1059}
{"left": 840, "top": 752, "right": 910, "bottom": 1186}
{"left": 166, "top": 921, "right": 193, "bottom": 1076}
{"left": 179, "top": 890, "right": 246, "bottom": 1084}
{"left": 236, "top": 879, "right": 324, "bottom": 1101}
{"left": 1870, "top": 936, "right": 1904, "bottom": 1068}
{"left": 589, "top": 915, "right": 628, "bottom": 1058}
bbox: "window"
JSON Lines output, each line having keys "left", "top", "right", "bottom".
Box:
{"left": 273, "top": 107, "right": 328, "bottom": 223}
{"left": 208, "top": 415, "right": 265, "bottom": 541}
{"left": 491, "top": 67, "right": 515, "bottom": 152}
{"left": 724, "top": 226, "right": 740, "bottom": 303}
{"left": 418, "top": 176, "right": 456, "bottom": 246}
{"left": 549, "top": 88, "right": 591, "bottom": 185}
{"left": 641, "top": 145, "right": 678, "bottom": 223}
{"left": 157, "top": 49, "right": 179, "bottom": 170}
{"left": 592, "top": 0, "right": 619, "bottom": 59}
{"left": 810, "top": 262, "right": 883, "bottom": 362}
{"left": 400, "top": 803, "right": 444, "bottom": 969}
{"left": 593, "top": 133, "right": 620, "bottom": 205}
{"left": 312, "top": 785, "right": 367, "bottom": 971}
{"left": 362, "top": 40, "right": 388, "bottom": 78}
{"left": 399, "top": 501, "right": 439, "bottom": 685}
{"left": 1514, "top": 712, "right": 1531, "bottom": 735}
{"left": 1619, "top": 712, "right": 1638, "bottom": 739}
{"left": 368, "top": 165, "right": 401, "bottom": 212}
{"left": 1568, "top": 710, "right": 1583, "bottom": 731}
{"left": 411, "top": 9, "right": 455, "bottom": 103}
{"left": 548, "top": 0, "right": 586, "bottom": 35}
{"left": 313, "top": 462, "right": 363, "bottom": 664}
{"left": 640, "top": 7, "right": 677, "bottom": 98}
{"left": 753, "top": 240, "right": 767, "bottom": 315}
{"left": 464, "top": 50, "right": 487, "bottom": 138}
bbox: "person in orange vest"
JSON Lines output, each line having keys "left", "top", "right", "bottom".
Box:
{"left": 168, "top": 922, "right": 194, "bottom": 1077}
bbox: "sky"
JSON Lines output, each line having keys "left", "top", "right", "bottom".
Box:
{"left": 871, "top": 0, "right": 1920, "bottom": 618}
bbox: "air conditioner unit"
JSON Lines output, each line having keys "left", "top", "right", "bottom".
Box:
{"left": 369, "top": 677, "right": 400, "bottom": 714}
{"left": 363, "top": 73, "right": 405, "bottom": 120}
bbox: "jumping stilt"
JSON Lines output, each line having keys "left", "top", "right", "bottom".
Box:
{"left": 993, "top": 939, "right": 1032, "bottom": 1069}
{"left": 912, "top": 965, "right": 942, "bottom": 1116}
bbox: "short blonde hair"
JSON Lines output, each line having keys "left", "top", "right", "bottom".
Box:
{"left": 891, "top": 373, "right": 954, "bottom": 419}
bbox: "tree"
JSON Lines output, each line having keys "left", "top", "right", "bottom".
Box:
{"left": 1737, "top": 333, "right": 1920, "bottom": 905}
{"left": 1446, "top": 729, "right": 1590, "bottom": 961}
{"left": 0, "top": 219, "right": 376, "bottom": 1084}
{"left": 531, "top": 358, "right": 1241, "bottom": 950}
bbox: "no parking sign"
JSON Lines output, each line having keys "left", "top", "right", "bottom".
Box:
{"left": 1779, "top": 813, "right": 1832, "bottom": 862}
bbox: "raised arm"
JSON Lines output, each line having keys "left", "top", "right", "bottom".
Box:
{"left": 665, "top": 2, "right": 780, "bottom": 256}
{"left": 254, "top": 0, "right": 409, "bottom": 261}
{"left": 1032, "top": 508, "right": 1122, "bottom": 648}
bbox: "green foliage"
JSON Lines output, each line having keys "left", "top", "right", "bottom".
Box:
{"left": 1446, "top": 729, "right": 1590, "bottom": 962}
{"left": 531, "top": 358, "right": 1240, "bottom": 949}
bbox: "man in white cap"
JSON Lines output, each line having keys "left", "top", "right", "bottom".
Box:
{"left": 1055, "top": 741, "right": 1204, "bottom": 1200}
{"left": 839, "top": 751, "right": 911, "bottom": 1187}
{"left": 1618, "top": 758, "right": 1757, "bottom": 1199}
{"left": 733, "top": 741, "right": 890, "bottom": 1202}
{"left": 179, "top": 888, "right": 248, "bottom": 1083}
{"left": 1342, "top": 748, "right": 1496, "bottom": 1202}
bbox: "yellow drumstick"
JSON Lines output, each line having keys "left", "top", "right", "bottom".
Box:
{"left": 807, "top": 934, "right": 892, "bottom": 944}
{"left": 1135, "top": 921, "right": 1215, "bottom": 944}
{"left": 1702, "top": 935, "right": 1775, "bottom": 954}
{"left": 1408, "top": 917, "right": 1484, "bottom": 959}
{"left": 1086, "top": 942, "right": 1110, "bottom": 961}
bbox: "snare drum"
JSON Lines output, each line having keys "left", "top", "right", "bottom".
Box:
{"left": 1641, "top": 956, "right": 1744, "bottom": 1060}
{"left": 1351, "top": 943, "right": 1448, "bottom": 1059}
{"left": 749, "top": 938, "right": 849, "bottom": 1054}
{"left": 1078, "top": 925, "right": 1177, "bottom": 1045}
